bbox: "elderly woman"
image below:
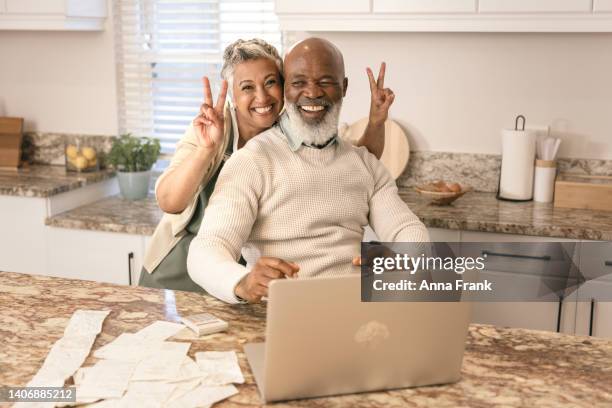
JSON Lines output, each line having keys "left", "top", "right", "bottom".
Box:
{"left": 139, "top": 38, "right": 395, "bottom": 292}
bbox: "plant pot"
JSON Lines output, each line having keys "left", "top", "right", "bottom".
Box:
{"left": 116, "top": 170, "right": 151, "bottom": 200}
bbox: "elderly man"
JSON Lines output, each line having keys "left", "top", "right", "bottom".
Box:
{"left": 187, "top": 38, "right": 429, "bottom": 303}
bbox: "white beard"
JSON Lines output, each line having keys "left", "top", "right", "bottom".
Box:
{"left": 284, "top": 101, "right": 342, "bottom": 146}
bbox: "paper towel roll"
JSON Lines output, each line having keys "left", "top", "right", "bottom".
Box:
{"left": 499, "top": 129, "right": 536, "bottom": 200}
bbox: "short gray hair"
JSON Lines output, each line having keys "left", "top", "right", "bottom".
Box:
{"left": 220, "top": 38, "right": 283, "bottom": 89}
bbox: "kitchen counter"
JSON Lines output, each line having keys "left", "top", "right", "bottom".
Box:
{"left": 0, "top": 165, "right": 115, "bottom": 198}
{"left": 398, "top": 190, "right": 612, "bottom": 240}
{"left": 45, "top": 189, "right": 612, "bottom": 240}
{"left": 1, "top": 271, "right": 611, "bottom": 407}
{"left": 45, "top": 194, "right": 162, "bottom": 235}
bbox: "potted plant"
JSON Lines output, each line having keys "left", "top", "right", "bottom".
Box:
{"left": 108, "top": 133, "right": 161, "bottom": 200}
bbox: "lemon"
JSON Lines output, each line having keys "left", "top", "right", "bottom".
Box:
{"left": 74, "top": 155, "right": 88, "bottom": 170}
{"left": 88, "top": 158, "right": 98, "bottom": 168}
{"left": 82, "top": 147, "right": 97, "bottom": 160}
{"left": 66, "top": 145, "right": 78, "bottom": 159}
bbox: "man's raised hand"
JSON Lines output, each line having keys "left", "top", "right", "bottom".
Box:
{"left": 366, "top": 62, "right": 395, "bottom": 126}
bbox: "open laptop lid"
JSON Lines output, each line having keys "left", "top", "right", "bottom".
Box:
{"left": 259, "top": 274, "right": 470, "bottom": 402}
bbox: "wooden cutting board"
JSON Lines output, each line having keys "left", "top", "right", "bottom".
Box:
{"left": 341, "top": 117, "right": 410, "bottom": 179}
{"left": 0, "top": 117, "right": 24, "bottom": 169}
{"left": 554, "top": 174, "right": 612, "bottom": 212}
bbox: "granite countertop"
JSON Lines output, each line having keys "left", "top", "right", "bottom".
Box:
{"left": 0, "top": 165, "right": 115, "bottom": 198}
{"left": 45, "top": 189, "right": 612, "bottom": 240}
{"left": 45, "top": 195, "right": 163, "bottom": 235}
{"left": 1, "top": 271, "right": 611, "bottom": 407}
{"left": 399, "top": 190, "right": 612, "bottom": 240}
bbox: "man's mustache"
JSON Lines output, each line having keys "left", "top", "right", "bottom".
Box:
{"left": 296, "top": 98, "right": 332, "bottom": 108}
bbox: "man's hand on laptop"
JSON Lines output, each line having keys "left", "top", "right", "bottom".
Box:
{"left": 234, "top": 257, "right": 300, "bottom": 303}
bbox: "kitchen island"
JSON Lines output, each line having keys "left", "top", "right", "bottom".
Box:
{"left": 1, "top": 271, "right": 611, "bottom": 407}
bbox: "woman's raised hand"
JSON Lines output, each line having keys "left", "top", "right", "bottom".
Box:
{"left": 366, "top": 62, "right": 395, "bottom": 126}
{"left": 193, "top": 77, "right": 228, "bottom": 149}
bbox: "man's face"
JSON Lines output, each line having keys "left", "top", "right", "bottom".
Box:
{"left": 284, "top": 49, "right": 347, "bottom": 125}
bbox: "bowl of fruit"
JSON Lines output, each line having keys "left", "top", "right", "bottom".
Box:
{"left": 65, "top": 143, "right": 99, "bottom": 172}
{"left": 415, "top": 180, "right": 471, "bottom": 205}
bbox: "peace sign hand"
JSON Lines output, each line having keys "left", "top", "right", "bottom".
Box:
{"left": 193, "top": 76, "right": 228, "bottom": 149}
{"left": 366, "top": 62, "right": 395, "bottom": 126}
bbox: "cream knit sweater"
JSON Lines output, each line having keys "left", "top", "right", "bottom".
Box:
{"left": 187, "top": 126, "right": 429, "bottom": 303}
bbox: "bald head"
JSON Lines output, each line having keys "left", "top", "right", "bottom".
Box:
{"left": 284, "top": 37, "right": 345, "bottom": 79}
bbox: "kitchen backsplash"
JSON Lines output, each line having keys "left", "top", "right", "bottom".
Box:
{"left": 397, "top": 151, "right": 612, "bottom": 192}
{"left": 24, "top": 132, "right": 612, "bottom": 193}
{"left": 22, "top": 132, "right": 114, "bottom": 167}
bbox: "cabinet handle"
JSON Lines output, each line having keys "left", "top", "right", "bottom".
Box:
{"left": 589, "top": 299, "right": 596, "bottom": 336}
{"left": 128, "top": 252, "right": 134, "bottom": 286}
{"left": 482, "top": 251, "right": 551, "bottom": 261}
{"left": 556, "top": 295, "right": 563, "bottom": 333}
{"left": 604, "top": 261, "right": 612, "bottom": 267}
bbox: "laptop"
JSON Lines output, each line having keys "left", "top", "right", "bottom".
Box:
{"left": 244, "top": 274, "right": 471, "bottom": 403}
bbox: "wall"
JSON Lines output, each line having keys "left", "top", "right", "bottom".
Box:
{"left": 0, "top": 3, "right": 117, "bottom": 135}
{"left": 295, "top": 32, "right": 612, "bottom": 160}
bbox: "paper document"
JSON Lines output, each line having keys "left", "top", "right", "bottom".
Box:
{"left": 195, "top": 351, "right": 245, "bottom": 386}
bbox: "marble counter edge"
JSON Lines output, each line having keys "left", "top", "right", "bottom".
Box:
{"left": 0, "top": 168, "right": 116, "bottom": 198}
{"left": 45, "top": 216, "right": 156, "bottom": 236}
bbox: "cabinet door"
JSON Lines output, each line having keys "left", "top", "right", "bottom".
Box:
{"left": 574, "top": 242, "right": 612, "bottom": 338}
{"left": 469, "top": 271, "right": 571, "bottom": 332}
{"left": 594, "top": 0, "right": 612, "bottom": 12}
{"left": 0, "top": 1, "right": 6, "bottom": 13}
{"left": 479, "top": 0, "right": 592, "bottom": 13}
{"left": 461, "top": 232, "right": 579, "bottom": 333}
{"left": 0, "top": 196, "right": 48, "bottom": 275}
{"left": 374, "top": 0, "right": 476, "bottom": 13}
{"left": 46, "top": 227, "right": 145, "bottom": 286}
{"left": 275, "top": 0, "right": 369, "bottom": 13}
{"left": 6, "top": 0, "right": 64, "bottom": 14}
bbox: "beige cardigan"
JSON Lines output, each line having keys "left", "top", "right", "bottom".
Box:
{"left": 142, "top": 103, "right": 233, "bottom": 273}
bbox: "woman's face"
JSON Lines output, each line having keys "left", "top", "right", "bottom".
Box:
{"left": 231, "top": 58, "right": 284, "bottom": 137}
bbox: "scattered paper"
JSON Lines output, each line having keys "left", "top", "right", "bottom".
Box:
{"left": 24, "top": 310, "right": 109, "bottom": 388}
{"left": 133, "top": 320, "right": 186, "bottom": 342}
{"left": 166, "top": 385, "right": 238, "bottom": 408}
{"left": 93, "top": 333, "right": 164, "bottom": 362}
{"left": 131, "top": 342, "right": 191, "bottom": 381}
{"left": 76, "top": 360, "right": 137, "bottom": 400}
{"left": 117, "top": 380, "right": 178, "bottom": 408}
{"left": 13, "top": 310, "right": 109, "bottom": 408}
{"left": 195, "top": 351, "right": 244, "bottom": 386}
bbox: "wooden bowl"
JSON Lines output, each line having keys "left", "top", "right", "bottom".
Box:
{"left": 415, "top": 183, "right": 472, "bottom": 205}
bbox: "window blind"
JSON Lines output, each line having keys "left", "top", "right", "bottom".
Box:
{"left": 113, "top": 0, "right": 281, "bottom": 156}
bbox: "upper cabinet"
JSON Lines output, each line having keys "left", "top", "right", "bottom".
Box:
{"left": 594, "top": 0, "right": 612, "bottom": 12}
{"left": 373, "top": 0, "right": 476, "bottom": 13}
{"left": 0, "top": 0, "right": 107, "bottom": 31}
{"left": 276, "top": 0, "right": 612, "bottom": 32}
{"left": 478, "top": 0, "right": 592, "bottom": 13}
{"left": 276, "top": 0, "right": 369, "bottom": 14}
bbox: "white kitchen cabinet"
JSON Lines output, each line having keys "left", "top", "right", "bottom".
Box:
{"left": 374, "top": 0, "right": 476, "bottom": 13}
{"left": 478, "top": 0, "right": 592, "bottom": 13}
{"left": 275, "top": 0, "right": 369, "bottom": 14}
{"left": 0, "top": 1, "right": 6, "bottom": 14}
{"left": 460, "top": 230, "right": 579, "bottom": 333}
{"left": 574, "top": 242, "right": 612, "bottom": 338}
{"left": 0, "top": 178, "right": 117, "bottom": 275}
{"left": 46, "top": 227, "right": 145, "bottom": 286}
{"left": 594, "top": 0, "right": 612, "bottom": 12}
{"left": 0, "top": 0, "right": 106, "bottom": 31}
{"left": 276, "top": 0, "right": 612, "bottom": 32}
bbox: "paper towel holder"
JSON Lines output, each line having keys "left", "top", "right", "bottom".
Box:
{"left": 496, "top": 114, "right": 534, "bottom": 202}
